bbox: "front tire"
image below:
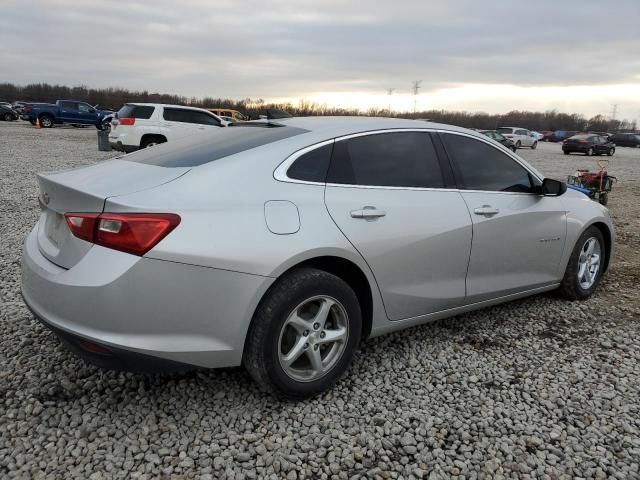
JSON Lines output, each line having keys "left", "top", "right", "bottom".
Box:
{"left": 558, "top": 227, "right": 606, "bottom": 300}
{"left": 243, "top": 268, "right": 362, "bottom": 399}
{"left": 516, "top": 140, "right": 522, "bottom": 149}
{"left": 607, "top": 148, "right": 614, "bottom": 156}
{"left": 563, "top": 150, "right": 570, "bottom": 155}
{"left": 585, "top": 147, "right": 593, "bottom": 156}
{"left": 3, "top": 113, "right": 13, "bottom": 121}
{"left": 531, "top": 141, "right": 537, "bottom": 149}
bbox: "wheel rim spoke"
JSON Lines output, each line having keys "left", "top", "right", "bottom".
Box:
{"left": 281, "top": 337, "right": 307, "bottom": 367}
{"left": 313, "top": 298, "right": 335, "bottom": 329}
{"left": 318, "top": 327, "right": 347, "bottom": 345}
{"left": 287, "top": 314, "right": 311, "bottom": 335}
{"left": 306, "top": 347, "right": 324, "bottom": 376}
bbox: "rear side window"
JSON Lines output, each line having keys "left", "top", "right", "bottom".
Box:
{"left": 60, "top": 101, "right": 78, "bottom": 111}
{"left": 497, "top": 128, "right": 512, "bottom": 134}
{"left": 327, "top": 132, "right": 444, "bottom": 188}
{"left": 442, "top": 133, "right": 534, "bottom": 193}
{"left": 287, "top": 143, "right": 333, "bottom": 182}
{"left": 118, "top": 105, "right": 155, "bottom": 119}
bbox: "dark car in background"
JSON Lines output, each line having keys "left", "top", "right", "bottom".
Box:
{"left": 479, "top": 130, "right": 517, "bottom": 151}
{"left": 609, "top": 133, "right": 640, "bottom": 148}
{"left": 562, "top": 134, "right": 615, "bottom": 156}
{"left": 0, "top": 105, "right": 19, "bottom": 121}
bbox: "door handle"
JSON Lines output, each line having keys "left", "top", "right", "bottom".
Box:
{"left": 350, "top": 207, "right": 386, "bottom": 219}
{"left": 473, "top": 205, "right": 500, "bottom": 216}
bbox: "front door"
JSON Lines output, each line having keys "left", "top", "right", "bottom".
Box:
{"left": 324, "top": 131, "right": 472, "bottom": 321}
{"left": 440, "top": 132, "right": 566, "bottom": 302}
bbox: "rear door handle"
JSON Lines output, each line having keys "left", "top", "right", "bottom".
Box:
{"left": 350, "top": 207, "right": 386, "bottom": 219}
{"left": 473, "top": 205, "right": 500, "bottom": 216}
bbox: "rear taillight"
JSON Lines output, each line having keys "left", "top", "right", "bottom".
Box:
{"left": 118, "top": 117, "right": 135, "bottom": 126}
{"left": 64, "top": 212, "right": 180, "bottom": 256}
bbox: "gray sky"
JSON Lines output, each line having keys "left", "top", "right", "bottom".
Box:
{"left": 2, "top": 0, "right": 640, "bottom": 119}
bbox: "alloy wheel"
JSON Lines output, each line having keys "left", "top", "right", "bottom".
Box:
{"left": 577, "top": 237, "right": 601, "bottom": 289}
{"left": 278, "top": 295, "right": 349, "bottom": 382}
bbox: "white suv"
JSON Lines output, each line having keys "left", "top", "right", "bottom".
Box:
{"left": 109, "top": 103, "right": 228, "bottom": 153}
{"left": 497, "top": 127, "right": 538, "bottom": 149}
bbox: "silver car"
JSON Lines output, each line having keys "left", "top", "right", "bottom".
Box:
{"left": 21, "top": 117, "right": 614, "bottom": 399}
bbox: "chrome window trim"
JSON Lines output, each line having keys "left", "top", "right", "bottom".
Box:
{"left": 273, "top": 128, "right": 544, "bottom": 193}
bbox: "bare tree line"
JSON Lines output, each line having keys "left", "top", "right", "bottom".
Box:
{"left": 1, "top": 82, "right": 636, "bottom": 132}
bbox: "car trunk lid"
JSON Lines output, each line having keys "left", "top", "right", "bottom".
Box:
{"left": 36, "top": 159, "right": 189, "bottom": 269}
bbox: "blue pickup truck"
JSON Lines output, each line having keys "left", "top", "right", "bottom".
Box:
{"left": 25, "top": 100, "right": 113, "bottom": 129}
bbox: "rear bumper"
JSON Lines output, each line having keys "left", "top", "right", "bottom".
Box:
{"left": 21, "top": 225, "right": 273, "bottom": 371}
{"left": 562, "top": 144, "right": 589, "bottom": 152}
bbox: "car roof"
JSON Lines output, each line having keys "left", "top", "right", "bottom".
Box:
{"left": 264, "top": 116, "right": 485, "bottom": 140}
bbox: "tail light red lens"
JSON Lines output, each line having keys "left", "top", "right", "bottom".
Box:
{"left": 118, "top": 117, "right": 135, "bottom": 126}
{"left": 64, "top": 212, "right": 180, "bottom": 256}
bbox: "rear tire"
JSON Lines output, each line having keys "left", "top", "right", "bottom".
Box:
{"left": 516, "top": 140, "right": 522, "bottom": 149}
{"left": 140, "top": 136, "right": 166, "bottom": 148}
{"left": 3, "top": 113, "right": 13, "bottom": 121}
{"left": 243, "top": 268, "right": 362, "bottom": 399}
{"left": 563, "top": 150, "right": 570, "bottom": 155}
{"left": 558, "top": 226, "right": 606, "bottom": 300}
{"left": 39, "top": 114, "right": 54, "bottom": 128}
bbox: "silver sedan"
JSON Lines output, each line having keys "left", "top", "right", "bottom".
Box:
{"left": 21, "top": 117, "right": 614, "bottom": 399}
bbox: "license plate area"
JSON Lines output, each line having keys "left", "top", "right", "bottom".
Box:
{"left": 45, "top": 211, "right": 66, "bottom": 248}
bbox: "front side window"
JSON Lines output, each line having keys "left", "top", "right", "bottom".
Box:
{"left": 187, "top": 111, "right": 221, "bottom": 126}
{"left": 327, "top": 132, "right": 444, "bottom": 188}
{"left": 442, "top": 133, "right": 535, "bottom": 193}
{"left": 78, "top": 103, "right": 92, "bottom": 113}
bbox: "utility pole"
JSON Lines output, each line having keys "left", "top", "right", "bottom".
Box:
{"left": 411, "top": 80, "right": 422, "bottom": 114}
{"left": 386, "top": 88, "right": 395, "bottom": 114}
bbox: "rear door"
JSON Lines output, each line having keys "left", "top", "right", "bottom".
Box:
{"left": 58, "top": 101, "right": 79, "bottom": 122}
{"left": 440, "top": 132, "right": 566, "bottom": 303}
{"left": 324, "top": 130, "right": 472, "bottom": 321}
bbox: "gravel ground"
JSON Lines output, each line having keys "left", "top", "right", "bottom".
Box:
{"left": 1, "top": 121, "right": 639, "bottom": 479}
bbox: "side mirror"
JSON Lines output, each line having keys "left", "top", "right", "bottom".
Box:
{"left": 541, "top": 178, "right": 567, "bottom": 196}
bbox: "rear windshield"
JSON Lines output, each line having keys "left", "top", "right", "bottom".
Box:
{"left": 118, "top": 104, "right": 155, "bottom": 119}
{"left": 496, "top": 128, "right": 512, "bottom": 134}
{"left": 126, "top": 125, "right": 308, "bottom": 167}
